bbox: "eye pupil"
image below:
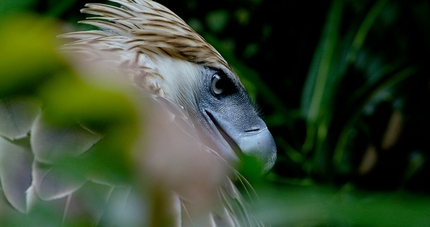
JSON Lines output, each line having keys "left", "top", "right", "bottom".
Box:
{"left": 212, "top": 74, "right": 224, "bottom": 95}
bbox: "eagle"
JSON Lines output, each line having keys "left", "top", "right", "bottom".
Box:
{"left": 0, "top": 0, "right": 276, "bottom": 226}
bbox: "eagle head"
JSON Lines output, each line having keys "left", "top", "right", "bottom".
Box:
{"left": 61, "top": 0, "right": 277, "bottom": 173}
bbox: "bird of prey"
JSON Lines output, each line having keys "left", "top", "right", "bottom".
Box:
{"left": 0, "top": 0, "right": 276, "bottom": 226}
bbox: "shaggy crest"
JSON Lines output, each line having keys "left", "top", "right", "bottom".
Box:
{"left": 60, "top": 0, "right": 239, "bottom": 101}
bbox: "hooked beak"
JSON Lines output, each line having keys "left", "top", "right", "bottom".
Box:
{"left": 235, "top": 128, "right": 277, "bottom": 173}
{"left": 205, "top": 109, "right": 277, "bottom": 174}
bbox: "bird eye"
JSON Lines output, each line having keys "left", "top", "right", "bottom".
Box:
{"left": 211, "top": 73, "right": 224, "bottom": 95}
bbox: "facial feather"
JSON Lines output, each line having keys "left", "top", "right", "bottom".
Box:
{"left": 147, "top": 53, "right": 204, "bottom": 114}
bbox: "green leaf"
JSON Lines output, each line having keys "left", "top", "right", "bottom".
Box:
{"left": 206, "top": 10, "right": 229, "bottom": 33}
{"left": 0, "top": 0, "right": 38, "bottom": 17}
{"left": 0, "top": 14, "right": 65, "bottom": 97}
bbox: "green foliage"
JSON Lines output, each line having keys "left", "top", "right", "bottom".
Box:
{"left": 0, "top": 13, "right": 141, "bottom": 226}
{"left": 0, "top": 0, "right": 38, "bottom": 17}
{"left": 254, "top": 186, "right": 430, "bottom": 227}
{"left": 206, "top": 10, "right": 229, "bottom": 33}
{"left": 0, "top": 15, "right": 64, "bottom": 97}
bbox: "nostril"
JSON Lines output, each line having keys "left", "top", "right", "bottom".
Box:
{"left": 244, "top": 128, "right": 260, "bottom": 133}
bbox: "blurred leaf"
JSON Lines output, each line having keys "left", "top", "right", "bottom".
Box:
{"left": 235, "top": 8, "right": 250, "bottom": 25}
{"left": 301, "top": 0, "right": 342, "bottom": 122}
{"left": 31, "top": 113, "right": 101, "bottom": 164}
{"left": 206, "top": 10, "right": 229, "bottom": 33}
{"left": 346, "top": 0, "right": 389, "bottom": 64}
{"left": 0, "top": 14, "right": 65, "bottom": 97}
{"left": 187, "top": 18, "right": 204, "bottom": 33}
{"left": 0, "top": 12, "right": 140, "bottom": 192}
{"left": 261, "top": 25, "right": 272, "bottom": 41}
{"left": 333, "top": 66, "right": 418, "bottom": 167}
{"left": 37, "top": 73, "right": 140, "bottom": 182}
{"left": 0, "top": 97, "right": 41, "bottom": 140}
{"left": 0, "top": 137, "right": 33, "bottom": 213}
{"left": 237, "top": 155, "right": 265, "bottom": 183}
{"left": 300, "top": 0, "right": 343, "bottom": 155}
{"left": 243, "top": 43, "right": 259, "bottom": 59}
{"left": 0, "top": 0, "right": 37, "bottom": 17}
{"left": 38, "top": 73, "right": 138, "bottom": 133}
{"left": 255, "top": 185, "right": 430, "bottom": 227}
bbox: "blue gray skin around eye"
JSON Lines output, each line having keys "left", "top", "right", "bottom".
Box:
{"left": 196, "top": 68, "right": 277, "bottom": 174}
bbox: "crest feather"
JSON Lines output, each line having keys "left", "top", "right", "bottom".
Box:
{"left": 63, "top": 0, "right": 233, "bottom": 72}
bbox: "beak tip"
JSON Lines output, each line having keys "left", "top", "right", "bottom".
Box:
{"left": 237, "top": 128, "right": 277, "bottom": 174}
